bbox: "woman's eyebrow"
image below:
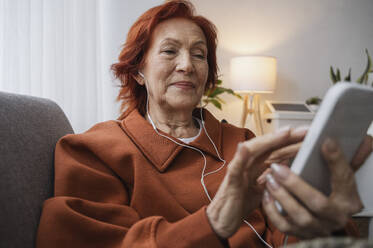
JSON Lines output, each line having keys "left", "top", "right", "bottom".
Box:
{"left": 192, "top": 40, "right": 207, "bottom": 47}
{"left": 160, "top": 38, "right": 206, "bottom": 47}
{"left": 161, "top": 38, "right": 181, "bottom": 46}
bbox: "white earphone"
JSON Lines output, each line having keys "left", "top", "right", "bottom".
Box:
{"left": 139, "top": 71, "right": 285, "bottom": 248}
{"left": 138, "top": 71, "right": 145, "bottom": 78}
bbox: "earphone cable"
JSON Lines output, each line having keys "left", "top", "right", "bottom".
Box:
{"left": 142, "top": 73, "right": 276, "bottom": 248}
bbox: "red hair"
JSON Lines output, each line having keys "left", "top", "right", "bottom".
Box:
{"left": 111, "top": 0, "right": 218, "bottom": 119}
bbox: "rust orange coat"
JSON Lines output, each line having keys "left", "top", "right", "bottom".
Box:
{"left": 36, "top": 108, "right": 356, "bottom": 247}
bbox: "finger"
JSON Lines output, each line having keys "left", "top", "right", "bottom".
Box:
{"left": 270, "top": 164, "right": 346, "bottom": 231}
{"left": 351, "top": 135, "right": 373, "bottom": 172}
{"left": 264, "top": 126, "right": 308, "bottom": 164}
{"left": 257, "top": 168, "right": 272, "bottom": 185}
{"left": 241, "top": 127, "right": 292, "bottom": 163}
{"left": 262, "top": 190, "right": 323, "bottom": 239}
{"left": 289, "top": 125, "right": 309, "bottom": 142}
{"left": 278, "top": 158, "right": 292, "bottom": 167}
{"left": 270, "top": 163, "right": 336, "bottom": 219}
{"left": 322, "top": 138, "right": 364, "bottom": 214}
{"left": 266, "top": 142, "right": 302, "bottom": 163}
{"left": 228, "top": 142, "right": 251, "bottom": 178}
{"left": 271, "top": 162, "right": 361, "bottom": 231}
{"left": 262, "top": 190, "right": 293, "bottom": 235}
{"left": 265, "top": 174, "right": 327, "bottom": 236}
{"left": 228, "top": 127, "right": 292, "bottom": 177}
{"left": 321, "top": 138, "right": 354, "bottom": 193}
{"left": 281, "top": 125, "right": 308, "bottom": 146}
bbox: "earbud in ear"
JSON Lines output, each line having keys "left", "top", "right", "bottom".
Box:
{"left": 138, "top": 71, "right": 145, "bottom": 78}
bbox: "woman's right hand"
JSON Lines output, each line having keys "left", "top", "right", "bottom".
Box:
{"left": 206, "top": 127, "right": 307, "bottom": 239}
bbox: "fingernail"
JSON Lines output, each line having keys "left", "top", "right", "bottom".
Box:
{"left": 277, "top": 126, "right": 291, "bottom": 134}
{"left": 237, "top": 142, "right": 243, "bottom": 150}
{"left": 271, "top": 163, "right": 289, "bottom": 180}
{"left": 325, "top": 138, "right": 337, "bottom": 152}
{"left": 266, "top": 173, "right": 279, "bottom": 190}
{"left": 236, "top": 142, "right": 244, "bottom": 155}
{"left": 294, "top": 125, "right": 309, "bottom": 131}
{"left": 257, "top": 174, "right": 266, "bottom": 184}
{"left": 237, "top": 142, "right": 249, "bottom": 161}
{"left": 293, "top": 125, "right": 309, "bottom": 134}
{"left": 274, "top": 201, "right": 287, "bottom": 216}
{"left": 263, "top": 190, "right": 272, "bottom": 204}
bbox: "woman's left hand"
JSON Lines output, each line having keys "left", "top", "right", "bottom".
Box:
{"left": 262, "top": 137, "right": 372, "bottom": 239}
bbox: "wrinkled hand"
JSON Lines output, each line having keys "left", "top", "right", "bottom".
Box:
{"left": 351, "top": 135, "right": 373, "bottom": 171}
{"left": 206, "top": 127, "right": 307, "bottom": 239}
{"left": 262, "top": 136, "right": 372, "bottom": 239}
{"left": 264, "top": 126, "right": 308, "bottom": 167}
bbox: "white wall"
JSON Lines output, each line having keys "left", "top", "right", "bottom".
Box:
{"left": 98, "top": 0, "right": 163, "bottom": 122}
{"left": 0, "top": 0, "right": 163, "bottom": 133}
{"left": 190, "top": 0, "right": 373, "bottom": 128}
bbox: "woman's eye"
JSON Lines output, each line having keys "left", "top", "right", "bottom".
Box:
{"left": 162, "top": 50, "right": 176, "bottom": 55}
{"left": 193, "top": 54, "right": 206, "bottom": 59}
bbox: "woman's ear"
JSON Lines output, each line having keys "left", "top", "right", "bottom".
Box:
{"left": 133, "top": 72, "right": 145, "bottom": 86}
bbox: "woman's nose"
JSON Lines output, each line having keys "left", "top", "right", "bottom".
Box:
{"left": 175, "top": 52, "right": 194, "bottom": 74}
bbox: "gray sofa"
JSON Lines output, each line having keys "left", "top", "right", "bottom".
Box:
{"left": 1, "top": 91, "right": 371, "bottom": 248}
{"left": 0, "top": 91, "right": 73, "bottom": 248}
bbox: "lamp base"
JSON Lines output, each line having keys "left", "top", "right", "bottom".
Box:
{"left": 241, "top": 93, "right": 264, "bottom": 135}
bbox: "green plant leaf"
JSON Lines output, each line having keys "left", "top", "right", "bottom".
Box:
{"left": 330, "top": 66, "right": 337, "bottom": 84}
{"left": 364, "top": 74, "right": 369, "bottom": 84}
{"left": 203, "top": 88, "right": 211, "bottom": 97}
{"left": 232, "top": 93, "right": 242, "bottom": 99}
{"left": 306, "top": 97, "right": 322, "bottom": 105}
{"left": 204, "top": 96, "right": 224, "bottom": 103}
{"left": 336, "top": 68, "right": 341, "bottom": 81}
{"left": 219, "top": 87, "right": 242, "bottom": 99}
{"left": 203, "top": 79, "right": 243, "bottom": 110}
{"left": 207, "top": 98, "right": 222, "bottom": 110}
{"left": 209, "top": 87, "right": 226, "bottom": 98}
{"left": 344, "top": 68, "right": 351, "bottom": 81}
{"left": 221, "top": 87, "right": 234, "bottom": 94}
{"left": 215, "top": 96, "right": 226, "bottom": 104}
{"left": 357, "top": 49, "right": 372, "bottom": 84}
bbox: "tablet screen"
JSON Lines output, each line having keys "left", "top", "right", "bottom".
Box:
{"left": 272, "top": 103, "right": 311, "bottom": 112}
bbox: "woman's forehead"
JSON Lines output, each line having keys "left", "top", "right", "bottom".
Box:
{"left": 150, "top": 18, "right": 207, "bottom": 47}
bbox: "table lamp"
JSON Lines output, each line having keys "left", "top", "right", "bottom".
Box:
{"left": 230, "top": 56, "right": 277, "bottom": 134}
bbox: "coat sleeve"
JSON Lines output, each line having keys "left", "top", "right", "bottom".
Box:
{"left": 242, "top": 129, "right": 360, "bottom": 247}
{"left": 36, "top": 133, "right": 226, "bottom": 248}
{"left": 261, "top": 209, "right": 359, "bottom": 247}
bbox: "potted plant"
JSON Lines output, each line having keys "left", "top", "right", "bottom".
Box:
{"left": 306, "top": 49, "right": 373, "bottom": 110}
{"left": 330, "top": 49, "right": 372, "bottom": 85}
{"left": 202, "top": 79, "right": 241, "bottom": 110}
{"left": 306, "top": 97, "right": 322, "bottom": 112}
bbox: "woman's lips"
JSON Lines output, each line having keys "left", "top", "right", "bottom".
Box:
{"left": 171, "top": 81, "right": 195, "bottom": 89}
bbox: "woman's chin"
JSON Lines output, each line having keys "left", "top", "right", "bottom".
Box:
{"left": 166, "top": 99, "right": 200, "bottom": 111}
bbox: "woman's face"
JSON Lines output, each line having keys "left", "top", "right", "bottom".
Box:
{"left": 139, "top": 18, "right": 209, "bottom": 112}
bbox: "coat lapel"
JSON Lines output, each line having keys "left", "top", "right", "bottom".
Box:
{"left": 189, "top": 108, "right": 223, "bottom": 160}
{"left": 120, "top": 108, "right": 223, "bottom": 173}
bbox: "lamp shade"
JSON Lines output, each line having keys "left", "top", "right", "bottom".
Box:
{"left": 230, "top": 56, "right": 277, "bottom": 93}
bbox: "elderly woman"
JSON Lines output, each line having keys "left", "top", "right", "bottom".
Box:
{"left": 37, "top": 1, "right": 372, "bottom": 247}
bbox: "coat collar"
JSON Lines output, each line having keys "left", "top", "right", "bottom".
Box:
{"left": 119, "top": 108, "right": 222, "bottom": 172}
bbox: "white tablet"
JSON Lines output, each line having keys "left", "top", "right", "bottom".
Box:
{"left": 290, "top": 82, "right": 373, "bottom": 196}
